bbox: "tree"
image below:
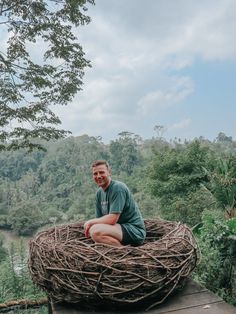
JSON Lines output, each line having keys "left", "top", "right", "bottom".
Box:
{"left": 0, "top": 0, "right": 95, "bottom": 150}
{"left": 109, "top": 132, "right": 142, "bottom": 175}
{"left": 153, "top": 124, "right": 166, "bottom": 138}
{"left": 147, "top": 140, "right": 213, "bottom": 225}
{"left": 204, "top": 155, "right": 236, "bottom": 218}
{"left": 194, "top": 210, "right": 236, "bottom": 305}
{"left": 215, "top": 132, "right": 233, "bottom": 143}
{"left": 8, "top": 200, "right": 44, "bottom": 235}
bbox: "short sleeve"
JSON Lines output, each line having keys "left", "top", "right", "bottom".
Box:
{"left": 109, "top": 190, "right": 126, "bottom": 214}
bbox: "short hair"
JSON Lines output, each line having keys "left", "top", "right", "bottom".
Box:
{"left": 91, "top": 160, "right": 110, "bottom": 169}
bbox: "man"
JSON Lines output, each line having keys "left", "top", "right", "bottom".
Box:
{"left": 84, "top": 160, "right": 146, "bottom": 247}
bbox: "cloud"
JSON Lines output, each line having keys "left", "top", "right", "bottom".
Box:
{"left": 136, "top": 76, "right": 194, "bottom": 115}
{"left": 55, "top": 73, "right": 194, "bottom": 143}
{"left": 175, "top": 1, "right": 236, "bottom": 61}
{"left": 81, "top": 0, "right": 236, "bottom": 68}
{"left": 168, "top": 118, "right": 192, "bottom": 132}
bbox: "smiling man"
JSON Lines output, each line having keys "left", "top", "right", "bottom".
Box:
{"left": 84, "top": 160, "right": 146, "bottom": 247}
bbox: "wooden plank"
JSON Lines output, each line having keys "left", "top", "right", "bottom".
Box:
{"left": 150, "top": 285, "right": 221, "bottom": 313}
{"left": 51, "top": 300, "right": 236, "bottom": 314}
{"left": 162, "top": 302, "right": 236, "bottom": 314}
{"left": 177, "top": 278, "right": 208, "bottom": 295}
{"left": 50, "top": 279, "right": 236, "bottom": 314}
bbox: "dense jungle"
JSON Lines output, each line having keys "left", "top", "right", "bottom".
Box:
{"left": 0, "top": 131, "right": 236, "bottom": 313}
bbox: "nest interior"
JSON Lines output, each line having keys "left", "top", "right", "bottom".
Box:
{"left": 28, "top": 219, "right": 200, "bottom": 311}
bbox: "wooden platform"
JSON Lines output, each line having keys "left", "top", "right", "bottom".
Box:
{"left": 50, "top": 279, "right": 236, "bottom": 314}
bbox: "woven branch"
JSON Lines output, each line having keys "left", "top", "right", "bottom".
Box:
{"left": 28, "top": 219, "right": 200, "bottom": 311}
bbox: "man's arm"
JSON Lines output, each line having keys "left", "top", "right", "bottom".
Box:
{"left": 84, "top": 213, "right": 120, "bottom": 237}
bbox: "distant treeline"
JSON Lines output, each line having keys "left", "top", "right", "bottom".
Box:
{"left": 0, "top": 131, "right": 235, "bottom": 235}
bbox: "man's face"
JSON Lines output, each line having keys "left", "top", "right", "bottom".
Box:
{"left": 92, "top": 164, "right": 111, "bottom": 189}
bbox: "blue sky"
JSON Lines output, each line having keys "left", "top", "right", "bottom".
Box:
{"left": 3, "top": 0, "right": 236, "bottom": 143}
{"left": 164, "top": 59, "right": 236, "bottom": 141}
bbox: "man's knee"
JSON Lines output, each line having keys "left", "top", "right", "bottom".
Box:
{"left": 89, "top": 224, "right": 122, "bottom": 243}
{"left": 89, "top": 224, "right": 104, "bottom": 242}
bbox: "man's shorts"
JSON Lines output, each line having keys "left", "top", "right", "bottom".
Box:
{"left": 120, "top": 224, "right": 141, "bottom": 247}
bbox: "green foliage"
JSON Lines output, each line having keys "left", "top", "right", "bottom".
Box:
{"left": 8, "top": 201, "right": 44, "bottom": 235}
{"left": 0, "top": 240, "right": 45, "bottom": 303}
{"left": 204, "top": 155, "right": 236, "bottom": 213}
{"left": 0, "top": 233, "right": 7, "bottom": 262}
{"left": 147, "top": 140, "right": 213, "bottom": 225}
{"left": 216, "top": 132, "right": 233, "bottom": 143}
{"left": 0, "top": 0, "right": 95, "bottom": 150}
{"left": 149, "top": 140, "right": 210, "bottom": 196}
{"left": 109, "top": 132, "right": 143, "bottom": 175}
{"left": 134, "top": 191, "right": 161, "bottom": 219}
{"left": 0, "top": 135, "right": 113, "bottom": 235}
{"left": 0, "top": 214, "right": 10, "bottom": 228}
{"left": 0, "top": 150, "right": 45, "bottom": 181}
{"left": 10, "top": 307, "right": 48, "bottom": 314}
{"left": 194, "top": 210, "right": 236, "bottom": 304}
{"left": 159, "top": 188, "right": 215, "bottom": 226}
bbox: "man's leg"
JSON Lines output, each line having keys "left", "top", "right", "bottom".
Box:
{"left": 89, "top": 223, "right": 123, "bottom": 247}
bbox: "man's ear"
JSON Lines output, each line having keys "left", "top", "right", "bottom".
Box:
{"left": 108, "top": 168, "right": 112, "bottom": 175}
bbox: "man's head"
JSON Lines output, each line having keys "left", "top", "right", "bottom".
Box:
{"left": 91, "top": 160, "right": 110, "bottom": 169}
{"left": 92, "top": 160, "right": 111, "bottom": 190}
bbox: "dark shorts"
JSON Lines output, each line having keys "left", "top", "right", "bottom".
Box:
{"left": 120, "top": 225, "right": 141, "bottom": 247}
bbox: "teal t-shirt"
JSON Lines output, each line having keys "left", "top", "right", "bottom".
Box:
{"left": 95, "top": 180, "right": 146, "bottom": 245}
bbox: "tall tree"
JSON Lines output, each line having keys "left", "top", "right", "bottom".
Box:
{"left": 110, "top": 132, "right": 142, "bottom": 175}
{"left": 0, "top": 0, "right": 95, "bottom": 150}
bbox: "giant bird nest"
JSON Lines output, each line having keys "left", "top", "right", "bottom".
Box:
{"left": 28, "top": 219, "right": 200, "bottom": 311}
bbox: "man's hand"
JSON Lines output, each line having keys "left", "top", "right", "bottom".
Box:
{"left": 84, "top": 219, "right": 97, "bottom": 237}
{"left": 84, "top": 220, "right": 92, "bottom": 238}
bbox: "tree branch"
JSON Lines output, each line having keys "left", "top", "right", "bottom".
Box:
{"left": 0, "top": 297, "right": 48, "bottom": 313}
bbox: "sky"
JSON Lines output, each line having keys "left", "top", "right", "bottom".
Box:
{"left": 4, "top": 0, "right": 236, "bottom": 143}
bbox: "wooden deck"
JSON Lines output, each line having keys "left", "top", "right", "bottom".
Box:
{"left": 50, "top": 279, "right": 236, "bottom": 314}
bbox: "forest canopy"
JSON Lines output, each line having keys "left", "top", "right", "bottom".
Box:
{"left": 0, "top": 131, "right": 235, "bottom": 233}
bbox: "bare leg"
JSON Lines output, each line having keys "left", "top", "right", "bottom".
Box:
{"left": 89, "top": 223, "right": 123, "bottom": 247}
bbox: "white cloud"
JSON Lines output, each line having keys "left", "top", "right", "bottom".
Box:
{"left": 137, "top": 76, "right": 194, "bottom": 115}
{"left": 81, "top": 0, "right": 236, "bottom": 71}
{"left": 168, "top": 119, "right": 192, "bottom": 132}
{"left": 175, "top": 1, "right": 236, "bottom": 61}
